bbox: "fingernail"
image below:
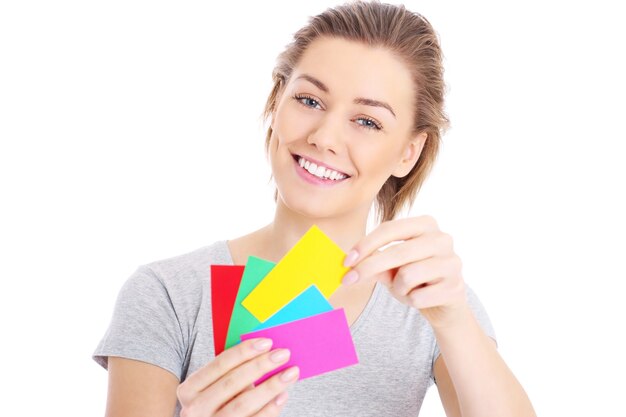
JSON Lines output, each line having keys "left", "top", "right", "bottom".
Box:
{"left": 275, "top": 391, "right": 289, "bottom": 406}
{"left": 270, "top": 348, "right": 291, "bottom": 363}
{"left": 280, "top": 366, "right": 300, "bottom": 383}
{"left": 253, "top": 339, "right": 272, "bottom": 351}
{"left": 343, "top": 250, "right": 359, "bottom": 267}
{"left": 342, "top": 270, "right": 359, "bottom": 285}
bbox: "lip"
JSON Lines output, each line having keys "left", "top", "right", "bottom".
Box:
{"left": 291, "top": 153, "right": 350, "bottom": 176}
{"left": 292, "top": 154, "right": 350, "bottom": 187}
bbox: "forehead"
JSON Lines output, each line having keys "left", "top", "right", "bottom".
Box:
{"left": 292, "top": 37, "right": 415, "bottom": 116}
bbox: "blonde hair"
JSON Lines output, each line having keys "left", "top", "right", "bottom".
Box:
{"left": 262, "top": 0, "right": 450, "bottom": 223}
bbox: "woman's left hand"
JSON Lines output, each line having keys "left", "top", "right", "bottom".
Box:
{"left": 342, "top": 215, "right": 470, "bottom": 329}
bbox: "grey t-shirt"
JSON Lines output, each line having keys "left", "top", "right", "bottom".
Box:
{"left": 93, "top": 240, "right": 497, "bottom": 416}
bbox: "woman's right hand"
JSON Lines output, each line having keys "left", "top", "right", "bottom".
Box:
{"left": 176, "top": 338, "right": 299, "bottom": 417}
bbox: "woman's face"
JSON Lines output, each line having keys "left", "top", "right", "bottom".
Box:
{"left": 269, "top": 36, "right": 426, "bottom": 220}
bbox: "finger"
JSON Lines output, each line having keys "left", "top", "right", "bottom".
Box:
{"left": 180, "top": 338, "right": 273, "bottom": 398}
{"left": 391, "top": 256, "right": 458, "bottom": 297}
{"left": 344, "top": 233, "right": 442, "bottom": 285}
{"left": 215, "top": 366, "right": 299, "bottom": 417}
{"left": 250, "top": 391, "right": 289, "bottom": 417}
{"left": 373, "top": 268, "right": 395, "bottom": 288}
{"left": 343, "top": 215, "right": 439, "bottom": 268}
{"left": 407, "top": 275, "right": 466, "bottom": 309}
{"left": 251, "top": 391, "right": 289, "bottom": 417}
{"left": 239, "top": 382, "right": 255, "bottom": 397}
{"left": 199, "top": 348, "right": 292, "bottom": 413}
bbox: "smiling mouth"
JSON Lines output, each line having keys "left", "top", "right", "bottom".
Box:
{"left": 291, "top": 153, "right": 351, "bottom": 181}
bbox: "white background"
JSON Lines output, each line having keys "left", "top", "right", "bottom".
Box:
{"left": 1, "top": 0, "right": 624, "bottom": 415}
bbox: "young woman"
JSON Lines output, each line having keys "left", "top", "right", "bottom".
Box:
{"left": 93, "top": 2, "right": 536, "bottom": 416}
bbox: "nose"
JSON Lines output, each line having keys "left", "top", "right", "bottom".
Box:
{"left": 306, "top": 113, "right": 344, "bottom": 155}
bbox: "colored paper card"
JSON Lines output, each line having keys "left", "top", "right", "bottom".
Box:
{"left": 241, "top": 224, "right": 350, "bottom": 322}
{"left": 240, "top": 308, "right": 359, "bottom": 385}
{"left": 210, "top": 265, "right": 244, "bottom": 356}
{"left": 252, "top": 285, "right": 333, "bottom": 332}
{"left": 224, "top": 256, "right": 276, "bottom": 350}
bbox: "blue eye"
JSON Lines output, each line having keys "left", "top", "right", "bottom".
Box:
{"left": 292, "top": 94, "right": 383, "bottom": 131}
{"left": 356, "top": 117, "right": 383, "bottom": 131}
{"left": 293, "top": 94, "right": 322, "bottom": 109}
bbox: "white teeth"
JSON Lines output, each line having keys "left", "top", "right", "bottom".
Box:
{"left": 297, "top": 156, "right": 347, "bottom": 181}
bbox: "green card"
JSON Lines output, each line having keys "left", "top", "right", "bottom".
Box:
{"left": 224, "top": 256, "right": 276, "bottom": 350}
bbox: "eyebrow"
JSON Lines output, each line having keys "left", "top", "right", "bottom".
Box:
{"left": 295, "top": 73, "right": 397, "bottom": 119}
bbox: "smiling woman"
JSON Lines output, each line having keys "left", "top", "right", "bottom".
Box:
{"left": 267, "top": 36, "right": 430, "bottom": 223}
{"left": 92, "top": 1, "right": 536, "bottom": 417}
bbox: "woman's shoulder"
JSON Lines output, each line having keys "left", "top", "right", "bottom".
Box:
{"left": 137, "top": 240, "right": 232, "bottom": 289}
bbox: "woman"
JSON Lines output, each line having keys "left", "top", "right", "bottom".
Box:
{"left": 93, "top": 1, "right": 536, "bottom": 416}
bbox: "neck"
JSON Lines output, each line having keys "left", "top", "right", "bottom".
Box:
{"left": 259, "top": 198, "right": 372, "bottom": 262}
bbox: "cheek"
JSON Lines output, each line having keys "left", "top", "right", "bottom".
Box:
{"left": 273, "top": 104, "right": 315, "bottom": 145}
{"left": 352, "top": 146, "right": 400, "bottom": 179}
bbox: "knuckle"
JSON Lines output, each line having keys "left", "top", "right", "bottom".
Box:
{"left": 453, "top": 278, "right": 466, "bottom": 293}
{"left": 256, "top": 402, "right": 280, "bottom": 417}
{"left": 176, "top": 383, "right": 191, "bottom": 404}
{"left": 221, "top": 373, "right": 236, "bottom": 391}
{"left": 437, "top": 232, "right": 453, "bottom": 247}
{"left": 267, "top": 373, "right": 288, "bottom": 391}
{"left": 246, "top": 355, "right": 269, "bottom": 378}
{"left": 394, "top": 268, "right": 409, "bottom": 285}
{"left": 451, "top": 255, "right": 463, "bottom": 271}
{"left": 237, "top": 342, "right": 252, "bottom": 360}
{"left": 396, "top": 240, "right": 414, "bottom": 260}
{"left": 180, "top": 402, "right": 199, "bottom": 417}
{"left": 409, "top": 290, "right": 423, "bottom": 306}
{"left": 212, "top": 356, "right": 229, "bottom": 377}
{"left": 259, "top": 355, "right": 273, "bottom": 372}
{"left": 420, "top": 214, "right": 437, "bottom": 227}
{"left": 393, "top": 270, "right": 413, "bottom": 294}
{"left": 399, "top": 268, "right": 414, "bottom": 285}
{"left": 229, "top": 397, "right": 247, "bottom": 415}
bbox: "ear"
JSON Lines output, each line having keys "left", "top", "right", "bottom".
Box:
{"left": 391, "top": 132, "right": 427, "bottom": 178}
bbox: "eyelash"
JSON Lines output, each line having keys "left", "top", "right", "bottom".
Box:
{"left": 292, "top": 94, "right": 384, "bottom": 131}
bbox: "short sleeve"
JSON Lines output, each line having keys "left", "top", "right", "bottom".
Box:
{"left": 92, "top": 265, "right": 185, "bottom": 381}
{"left": 430, "top": 285, "right": 498, "bottom": 385}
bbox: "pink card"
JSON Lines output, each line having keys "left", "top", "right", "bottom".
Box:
{"left": 240, "top": 308, "right": 359, "bottom": 385}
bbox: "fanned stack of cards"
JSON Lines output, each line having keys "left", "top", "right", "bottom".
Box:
{"left": 210, "top": 224, "right": 359, "bottom": 385}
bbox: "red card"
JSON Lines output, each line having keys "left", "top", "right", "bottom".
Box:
{"left": 211, "top": 265, "right": 245, "bottom": 356}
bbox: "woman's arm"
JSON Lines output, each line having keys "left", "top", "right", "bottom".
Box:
{"left": 103, "top": 337, "right": 296, "bottom": 417}
{"left": 433, "top": 355, "right": 462, "bottom": 417}
{"left": 342, "top": 215, "right": 536, "bottom": 417}
{"left": 105, "top": 357, "right": 179, "bottom": 417}
{"left": 433, "top": 305, "right": 536, "bottom": 417}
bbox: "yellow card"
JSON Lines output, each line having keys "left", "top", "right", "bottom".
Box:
{"left": 241, "top": 225, "right": 349, "bottom": 322}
